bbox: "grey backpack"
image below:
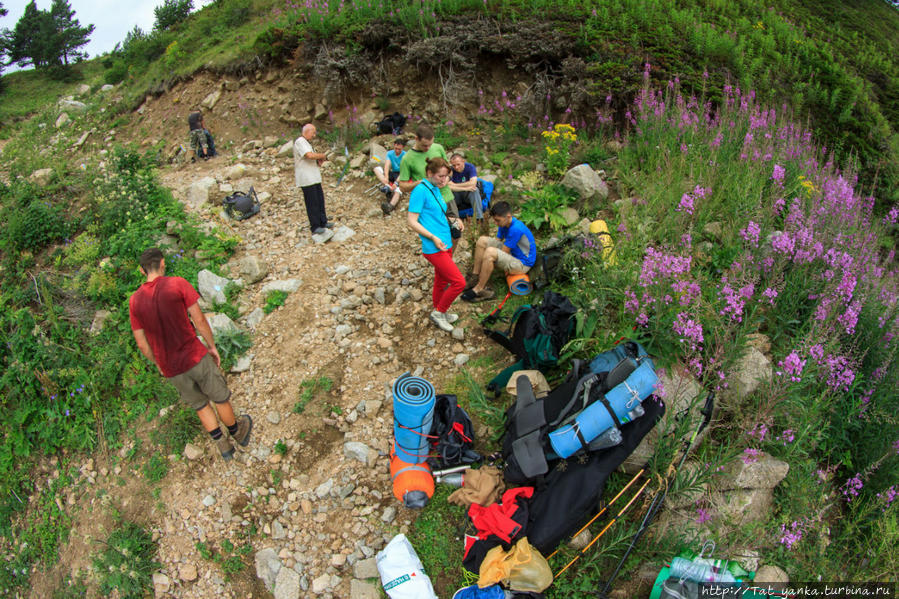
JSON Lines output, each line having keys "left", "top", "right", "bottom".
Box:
{"left": 223, "top": 186, "right": 261, "bottom": 220}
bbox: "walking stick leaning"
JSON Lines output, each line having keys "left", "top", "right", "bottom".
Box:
{"left": 594, "top": 391, "right": 715, "bottom": 598}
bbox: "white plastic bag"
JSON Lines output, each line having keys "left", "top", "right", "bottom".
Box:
{"left": 376, "top": 534, "right": 438, "bottom": 599}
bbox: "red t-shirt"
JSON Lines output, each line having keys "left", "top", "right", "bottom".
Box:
{"left": 129, "top": 276, "right": 208, "bottom": 378}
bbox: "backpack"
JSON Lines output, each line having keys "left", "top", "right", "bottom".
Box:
{"left": 222, "top": 186, "right": 261, "bottom": 221}
{"left": 502, "top": 340, "right": 657, "bottom": 484}
{"left": 377, "top": 112, "right": 407, "bottom": 135}
{"left": 483, "top": 291, "right": 577, "bottom": 396}
{"left": 427, "top": 394, "right": 480, "bottom": 469}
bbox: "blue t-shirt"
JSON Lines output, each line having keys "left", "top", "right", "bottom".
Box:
{"left": 498, "top": 217, "right": 537, "bottom": 267}
{"left": 388, "top": 150, "right": 405, "bottom": 174}
{"left": 451, "top": 162, "right": 477, "bottom": 184}
{"left": 408, "top": 180, "right": 452, "bottom": 254}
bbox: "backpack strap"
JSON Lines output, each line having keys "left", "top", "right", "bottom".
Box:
{"left": 509, "top": 374, "right": 549, "bottom": 479}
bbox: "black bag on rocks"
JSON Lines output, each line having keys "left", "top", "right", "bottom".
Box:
{"left": 222, "top": 186, "right": 261, "bottom": 221}
{"left": 428, "top": 394, "right": 481, "bottom": 469}
{"left": 377, "top": 112, "right": 407, "bottom": 135}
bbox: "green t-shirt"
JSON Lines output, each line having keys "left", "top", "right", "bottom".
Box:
{"left": 399, "top": 142, "right": 457, "bottom": 215}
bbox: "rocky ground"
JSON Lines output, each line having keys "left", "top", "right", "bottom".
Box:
{"left": 34, "top": 134, "right": 502, "bottom": 599}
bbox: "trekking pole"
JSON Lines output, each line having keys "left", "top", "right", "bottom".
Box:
{"left": 554, "top": 477, "right": 652, "bottom": 578}
{"left": 594, "top": 391, "right": 716, "bottom": 598}
{"left": 547, "top": 467, "right": 646, "bottom": 561}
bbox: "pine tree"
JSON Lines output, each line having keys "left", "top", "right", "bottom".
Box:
{"left": 49, "top": 0, "right": 94, "bottom": 66}
{"left": 2, "top": 1, "right": 55, "bottom": 69}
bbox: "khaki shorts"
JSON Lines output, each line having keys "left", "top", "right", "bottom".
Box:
{"left": 488, "top": 238, "right": 530, "bottom": 274}
{"left": 167, "top": 353, "right": 231, "bottom": 410}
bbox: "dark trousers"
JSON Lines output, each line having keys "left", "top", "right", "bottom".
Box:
{"left": 301, "top": 183, "right": 327, "bottom": 230}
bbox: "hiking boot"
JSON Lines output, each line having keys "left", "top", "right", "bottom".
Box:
{"left": 381, "top": 201, "right": 394, "bottom": 215}
{"left": 231, "top": 415, "right": 253, "bottom": 447}
{"left": 379, "top": 185, "right": 391, "bottom": 194}
{"left": 312, "top": 227, "right": 327, "bottom": 234}
{"left": 473, "top": 288, "right": 496, "bottom": 302}
{"left": 324, "top": 222, "right": 335, "bottom": 229}
{"left": 445, "top": 312, "right": 459, "bottom": 324}
{"left": 429, "top": 310, "right": 454, "bottom": 332}
{"left": 216, "top": 435, "right": 235, "bottom": 460}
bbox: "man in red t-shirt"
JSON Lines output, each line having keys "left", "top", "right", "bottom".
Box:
{"left": 130, "top": 248, "right": 252, "bottom": 459}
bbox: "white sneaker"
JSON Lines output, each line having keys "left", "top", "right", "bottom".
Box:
{"left": 445, "top": 313, "right": 459, "bottom": 324}
{"left": 429, "top": 310, "right": 454, "bottom": 332}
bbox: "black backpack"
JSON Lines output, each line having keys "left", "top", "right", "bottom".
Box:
{"left": 483, "top": 291, "right": 577, "bottom": 396}
{"left": 377, "top": 112, "right": 407, "bottom": 135}
{"left": 222, "top": 186, "right": 261, "bottom": 221}
{"left": 427, "top": 394, "right": 480, "bottom": 469}
{"left": 502, "top": 340, "right": 655, "bottom": 485}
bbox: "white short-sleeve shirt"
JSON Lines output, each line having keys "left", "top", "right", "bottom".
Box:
{"left": 293, "top": 136, "right": 322, "bottom": 187}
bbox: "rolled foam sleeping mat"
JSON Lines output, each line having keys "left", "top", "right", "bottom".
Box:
{"left": 392, "top": 373, "right": 436, "bottom": 464}
{"left": 589, "top": 340, "right": 653, "bottom": 374}
{"left": 548, "top": 361, "right": 659, "bottom": 459}
{"left": 506, "top": 272, "right": 532, "bottom": 295}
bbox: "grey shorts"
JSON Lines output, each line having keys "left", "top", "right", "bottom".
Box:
{"left": 488, "top": 238, "right": 530, "bottom": 274}
{"left": 167, "top": 353, "right": 231, "bottom": 410}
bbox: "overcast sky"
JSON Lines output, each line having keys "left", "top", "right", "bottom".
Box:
{"left": 1, "top": 0, "right": 216, "bottom": 67}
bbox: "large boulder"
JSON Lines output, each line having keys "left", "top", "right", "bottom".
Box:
{"left": 273, "top": 564, "right": 300, "bottom": 599}
{"left": 733, "top": 346, "right": 773, "bottom": 399}
{"left": 714, "top": 452, "right": 789, "bottom": 491}
{"left": 621, "top": 366, "right": 703, "bottom": 474}
{"left": 260, "top": 279, "right": 302, "bottom": 294}
{"left": 225, "top": 164, "right": 248, "bottom": 180}
{"left": 29, "top": 168, "right": 54, "bottom": 186}
{"left": 369, "top": 142, "right": 388, "bottom": 168}
{"left": 201, "top": 89, "right": 222, "bottom": 110}
{"left": 254, "top": 547, "right": 281, "bottom": 591}
{"left": 186, "top": 177, "right": 217, "bottom": 209}
{"left": 560, "top": 164, "right": 609, "bottom": 202}
{"left": 239, "top": 255, "right": 269, "bottom": 284}
{"left": 197, "top": 269, "right": 231, "bottom": 304}
{"left": 58, "top": 99, "right": 88, "bottom": 113}
{"left": 207, "top": 313, "right": 239, "bottom": 337}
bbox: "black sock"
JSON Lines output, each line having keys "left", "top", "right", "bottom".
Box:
{"left": 226, "top": 421, "right": 239, "bottom": 436}
{"left": 209, "top": 427, "right": 224, "bottom": 440}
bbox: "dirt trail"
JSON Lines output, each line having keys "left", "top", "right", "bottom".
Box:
{"left": 34, "top": 128, "right": 501, "bottom": 599}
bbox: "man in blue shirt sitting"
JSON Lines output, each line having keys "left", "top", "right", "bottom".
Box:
{"left": 461, "top": 201, "right": 537, "bottom": 302}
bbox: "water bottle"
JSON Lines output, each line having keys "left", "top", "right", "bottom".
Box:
{"left": 669, "top": 557, "right": 736, "bottom": 583}
{"left": 437, "top": 472, "right": 464, "bottom": 487}
{"left": 680, "top": 552, "right": 752, "bottom": 580}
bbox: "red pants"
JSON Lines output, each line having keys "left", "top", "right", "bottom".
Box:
{"left": 424, "top": 250, "right": 465, "bottom": 313}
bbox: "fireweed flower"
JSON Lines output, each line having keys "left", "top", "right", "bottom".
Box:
{"left": 695, "top": 506, "right": 712, "bottom": 525}
{"left": 841, "top": 474, "right": 864, "bottom": 502}
{"left": 877, "top": 486, "right": 898, "bottom": 511}
{"left": 746, "top": 423, "right": 768, "bottom": 441}
{"left": 779, "top": 521, "right": 803, "bottom": 549}
{"left": 771, "top": 164, "right": 785, "bottom": 185}
{"left": 739, "top": 221, "right": 761, "bottom": 247}
{"left": 763, "top": 287, "right": 778, "bottom": 304}
{"left": 779, "top": 429, "right": 795, "bottom": 444}
{"left": 677, "top": 192, "right": 695, "bottom": 215}
{"left": 741, "top": 448, "right": 761, "bottom": 464}
{"left": 672, "top": 312, "right": 704, "bottom": 351}
{"left": 777, "top": 351, "right": 806, "bottom": 382}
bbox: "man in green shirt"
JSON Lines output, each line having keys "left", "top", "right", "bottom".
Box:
{"left": 392, "top": 123, "right": 460, "bottom": 218}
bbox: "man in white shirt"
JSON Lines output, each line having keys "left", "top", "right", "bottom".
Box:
{"left": 293, "top": 124, "right": 332, "bottom": 234}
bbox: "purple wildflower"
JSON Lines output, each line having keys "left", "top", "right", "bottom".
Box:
{"left": 741, "top": 448, "right": 761, "bottom": 464}
{"left": 779, "top": 521, "right": 803, "bottom": 549}
{"left": 739, "top": 221, "right": 761, "bottom": 247}
{"left": 771, "top": 164, "right": 785, "bottom": 185}
{"left": 841, "top": 474, "right": 864, "bottom": 502}
{"left": 777, "top": 351, "right": 806, "bottom": 382}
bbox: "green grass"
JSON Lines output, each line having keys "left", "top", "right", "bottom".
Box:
{"left": 142, "top": 452, "right": 169, "bottom": 483}
{"left": 149, "top": 405, "right": 199, "bottom": 456}
{"left": 293, "top": 375, "right": 333, "bottom": 413}
{"left": 263, "top": 289, "right": 289, "bottom": 314}
{"left": 92, "top": 521, "right": 160, "bottom": 599}
{"left": 406, "top": 485, "right": 468, "bottom": 593}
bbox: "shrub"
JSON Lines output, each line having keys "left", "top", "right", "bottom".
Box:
{"left": 3, "top": 197, "right": 69, "bottom": 253}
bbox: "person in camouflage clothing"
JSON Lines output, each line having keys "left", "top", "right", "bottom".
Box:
{"left": 188, "top": 110, "right": 217, "bottom": 159}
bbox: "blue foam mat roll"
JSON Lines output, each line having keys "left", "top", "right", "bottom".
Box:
{"left": 548, "top": 361, "right": 659, "bottom": 459}
{"left": 392, "top": 373, "right": 436, "bottom": 464}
